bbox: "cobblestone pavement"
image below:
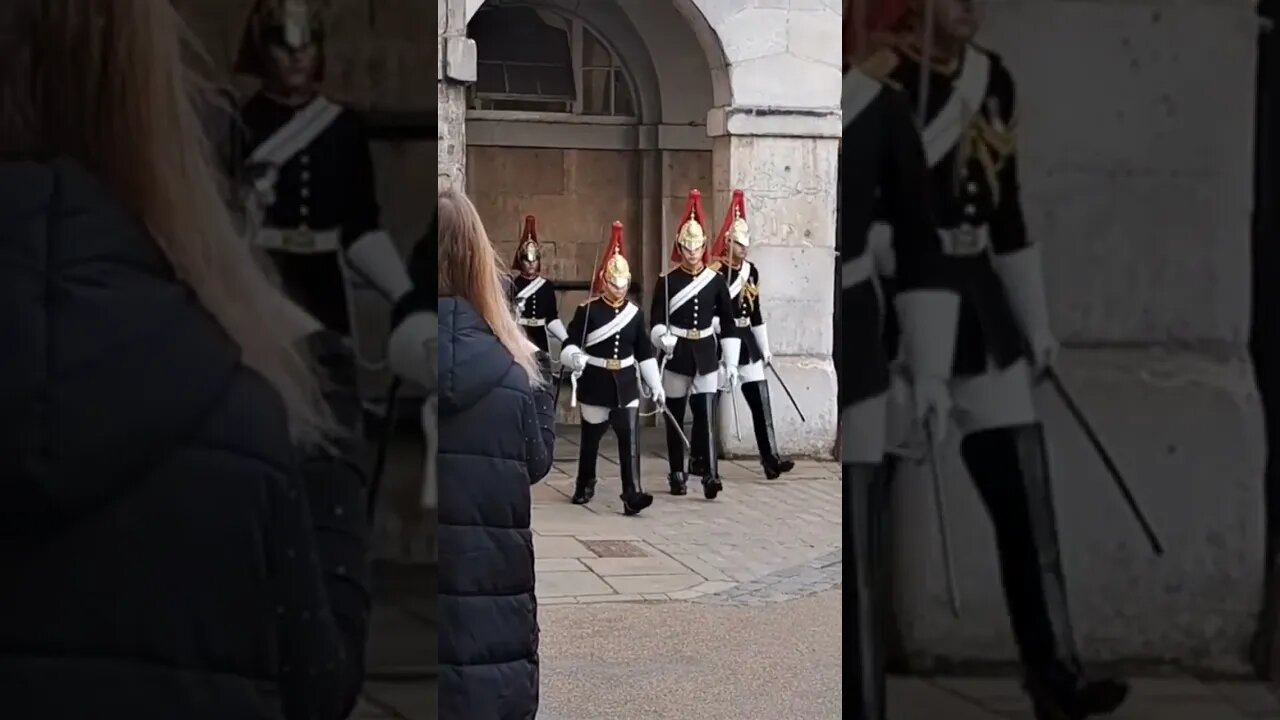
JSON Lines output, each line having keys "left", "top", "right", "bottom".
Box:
{"left": 532, "top": 424, "right": 841, "bottom": 605}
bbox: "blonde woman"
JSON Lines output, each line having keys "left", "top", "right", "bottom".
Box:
{"left": 0, "top": 2, "right": 371, "bottom": 718}
{"left": 437, "top": 189, "right": 555, "bottom": 720}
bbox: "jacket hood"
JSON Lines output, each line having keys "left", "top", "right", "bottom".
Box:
{"left": 438, "top": 297, "right": 520, "bottom": 415}
{"left": 0, "top": 158, "right": 240, "bottom": 533}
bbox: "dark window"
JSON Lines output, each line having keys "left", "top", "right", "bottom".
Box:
{"left": 468, "top": 5, "right": 637, "bottom": 118}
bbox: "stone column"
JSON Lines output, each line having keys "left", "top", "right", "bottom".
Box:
{"left": 709, "top": 107, "right": 841, "bottom": 459}
{"left": 437, "top": 0, "right": 474, "bottom": 192}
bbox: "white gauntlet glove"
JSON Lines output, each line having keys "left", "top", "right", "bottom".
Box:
{"left": 993, "top": 245, "right": 1058, "bottom": 378}
{"left": 639, "top": 358, "right": 664, "bottom": 404}
{"left": 387, "top": 310, "right": 438, "bottom": 390}
{"left": 894, "top": 290, "right": 959, "bottom": 441}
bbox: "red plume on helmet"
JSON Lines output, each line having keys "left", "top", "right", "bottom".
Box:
{"left": 669, "top": 189, "right": 708, "bottom": 264}
{"left": 511, "top": 214, "right": 540, "bottom": 270}
{"left": 846, "top": 0, "right": 911, "bottom": 63}
{"left": 591, "top": 222, "right": 627, "bottom": 296}
{"left": 710, "top": 189, "right": 746, "bottom": 262}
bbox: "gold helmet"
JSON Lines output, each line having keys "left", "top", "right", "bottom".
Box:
{"left": 234, "top": 0, "right": 328, "bottom": 79}
{"left": 713, "top": 189, "right": 750, "bottom": 259}
{"left": 671, "top": 189, "right": 708, "bottom": 263}
{"left": 512, "top": 215, "right": 541, "bottom": 268}
{"left": 592, "top": 222, "right": 631, "bottom": 295}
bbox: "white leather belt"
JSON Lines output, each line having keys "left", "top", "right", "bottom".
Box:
{"left": 734, "top": 318, "right": 751, "bottom": 328}
{"left": 938, "top": 225, "right": 990, "bottom": 257}
{"left": 669, "top": 325, "right": 714, "bottom": 340}
{"left": 256, "top": 228, "right": 341, "bottom": 254}
{"left": 585, "top": 356, "right": 635, "bottom": 370}
{"left": 518, "top": 318, "right": 547, "bottom": 327}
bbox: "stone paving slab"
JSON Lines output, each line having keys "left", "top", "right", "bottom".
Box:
{"left": 533, "top": 425, "right": 840, "bottom": 605}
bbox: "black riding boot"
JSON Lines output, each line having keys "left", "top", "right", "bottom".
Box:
{"left": 689, "top": 384, "right": 709, "bottom": 477}
{"left": 742, "top": 380, "right": 795, "bottom": 479}
{"left": 690, "top": 393, "right": 722, "bottom": 499}
{"left": 665, "top": 395, "right": 689, "bottom": 495}
{"left": 612, "top": 407, "right": 653, "bottom": 515}
{"left": 572, "top": 419, "right": 608, "bottom": 505}
{"left": 961, "top": 424, "right": 1129, "bottom": 720}
{"left": 846, "top": 462, "right": 888, "bottom": 720}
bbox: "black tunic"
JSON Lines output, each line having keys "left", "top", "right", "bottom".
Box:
{"left": 840, "top": 69, "right": 952, "bottom": 406}
{"left": 715, "top": 260, "right": 765, "bottom": 365}
{"left": 649, "top": 267, "right": 736, "bottom": 377}
{"left": 869, "top": 43, "right": 1029, "bottom": 377}
{"left": 239, "top": 92, "right": 381, "bottom": 335}
{"left": 564, "top": 299, "right": 654, "bottom": 408}
{"left": 510, "top": 274, "right": 560, "bottom": 352}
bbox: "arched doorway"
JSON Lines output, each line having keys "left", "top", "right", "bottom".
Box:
{"left": 463, "top": 0, "right": 717, "bottom": 322}
{"left": 442, "top": 0, "right": 843, "bottom": 456}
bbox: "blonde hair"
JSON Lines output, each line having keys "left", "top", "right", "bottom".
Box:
{"left": 437, "top": 190, "right": 543, "bottom": 386}
{"left": 0, "top": 0, "right": 333, "bottom": 446}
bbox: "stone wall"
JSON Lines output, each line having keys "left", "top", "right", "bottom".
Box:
{"left": 466, "top": 147, "right": 712, "bottom": 307}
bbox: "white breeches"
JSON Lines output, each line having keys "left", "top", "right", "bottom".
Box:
{"left": 949, "top": 358, "right": 1037, "bottom": 433}
{"left": 580, "top": 401, "right": 639, "bottom": 425}
{"left": 840, "top": 392, "right": 888, "bottom": 464}
{"left": 663, "top": 370, "right": 719, "bottom": 398}
{"left": 885, "top": 357, "right": 1039, "bottom": 456}
{"left": 738, "top": 360, "right": 766, "bottom": 383}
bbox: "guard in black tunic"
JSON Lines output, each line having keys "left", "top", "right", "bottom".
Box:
{"left": 560, "top": 223, "right": 663, "bottom": 515}
{"left": 709, "top": 190, "right": 795, "bottom": 479}
{"left": 863, "top": 1, "right": 1128, "bottom": 717}
{"left": 509, "top": 215, "right": 568, "bottom": 377}
{"left": 235, "top": 0, "right": 415, "bottom": 346}
{"left": 649, "top": 189, "right": 741, "bottom": 499}
{"left": 842, "top": 8, "right": 960, "bottom": 714}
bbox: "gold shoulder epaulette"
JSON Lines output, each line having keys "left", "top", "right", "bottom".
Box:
{"left": 708, "top": 260, "right": 723, "bottom": 272}
{"left": 579, "top": 296, "right": 595, "bottom": 307}
{"left": 859, "top": 46, "right": 901, "bottom": 88}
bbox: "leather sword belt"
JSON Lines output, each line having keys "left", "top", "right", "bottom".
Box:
{"left": 938, "top": 224, "right": 990, "bottom": 257}
{"left": 256, "top": 228, "right": 341, "bottom": 254}
{"left": 518, "top": 318, "right": 547, "bottom": 327}
{"left": 584, "top": 355, "right": 635, "bottom": 370}
{"left": 669, "top": 325, "right": 714, "bottom": 340}
{"left": 734, "top": 318, "right": 752, "bottom": 328}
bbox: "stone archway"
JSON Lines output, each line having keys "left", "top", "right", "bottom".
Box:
{"left": 439, "top": 0, "right": 841, "bottom": 456}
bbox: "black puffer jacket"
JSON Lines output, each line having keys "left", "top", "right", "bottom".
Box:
{"left": 438, "top": 296, "right": 555, "bottom": 720}
{"left": 0, "top": 157, "right": 370, "bottom": 719}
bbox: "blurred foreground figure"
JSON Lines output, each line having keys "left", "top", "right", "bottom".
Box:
{"left": 843, "top": 3, "right": 960, "bottom": 717}
{"left": 0, "top": 1, "right": 371, "bottom": 718}
{"left": 862, "top": 0, "right": 1129, "bottom": 717}
{"left": 235, "top": 0, "right": 428, "bottom": 410}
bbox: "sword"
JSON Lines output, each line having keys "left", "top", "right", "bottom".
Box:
{"left": 567, "top": 239, "right": 606, "bottom": 409}
{"left": 916, "top": 0, "right": 937, "bottom": 125}
{"left": 643, "top": 382, "right": 691, "bottom": 452}
{"left": 367, "top": 376, "right": 403, "bottom": 524}
{"left": 1045, "top": 368, "right": 1165, "bottom": 557}
{"left": 729, "top": 373, "right": 742, "bottom": 440}
{"left": 766, "top": 361, "right": 807, "bottom": 423}
{"left": 924, "top": 419, "right": 962, "bottom": 618}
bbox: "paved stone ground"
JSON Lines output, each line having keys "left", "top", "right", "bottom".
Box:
{"left": 533, "top": 424, "right": 841, "bottom": 606}
{"left": 538, "top": 589, "right": 1280, "bottom": 720}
